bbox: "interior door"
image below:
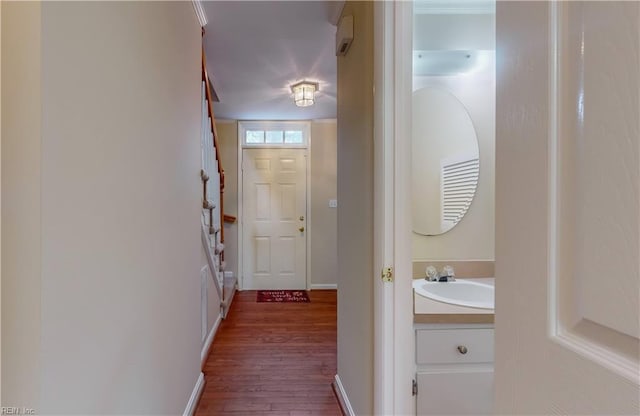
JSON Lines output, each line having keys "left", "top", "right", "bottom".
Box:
{"left": 495, "top": 1, "right": 639, "bottom": 414}
{"left": 242, "top": 148, "right": 307, "bottom": 290}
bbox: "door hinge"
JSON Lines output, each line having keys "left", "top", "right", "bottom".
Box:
{"left": 381, "top": 266, "right": 393, "bottom": 283}
{"left": 412, "top": 379, "right": 418, "bottom": 396}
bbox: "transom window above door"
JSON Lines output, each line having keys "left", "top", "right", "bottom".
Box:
{"left": 240, "top": 121, "right": 310, "bottom": 148}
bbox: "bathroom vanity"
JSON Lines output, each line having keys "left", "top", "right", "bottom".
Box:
{"left": 413, "top": 279, "right": 495, "bottom": 415}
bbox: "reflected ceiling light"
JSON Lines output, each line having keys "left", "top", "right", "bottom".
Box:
{"left": 291, "top": 81, "right": 319, "bottom": 107}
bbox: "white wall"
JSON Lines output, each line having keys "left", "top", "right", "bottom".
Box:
{"left": 1, "top": 2, "right": 42, "bottom": 408}
{"left": 310, "top": 120, "right": 338, "bottom": 288}
{"left": 412, "top": 56, "right": 495, "bottom": 261}
{"left": 2, "top": 2, "right": 203, "bottom": 413}
{"left": 337, "top": 1, "right": 374, "bottom": 414}
{"left": 414, "top": 14, "right": 495, "bottom": 50}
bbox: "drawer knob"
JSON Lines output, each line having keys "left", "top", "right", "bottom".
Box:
{"left": 457, "top": 345, "right": 468, "bottom": 355}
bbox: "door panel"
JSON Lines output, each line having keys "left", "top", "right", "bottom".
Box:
{"left": 278, "top": 237, "right": 296, "bottom": 273}
{"left": 417, "top": 370, "right": 493, "bottom": 415}
{"left": 254, "top": 237, "right": 270, "bottom": 274}
{"left": 552, "top": 0, "right": 639, "bottom": 364}
{"left": 255, "top": 184, "right": 271, "bottom": 219}
{"left": 243, "top": 148, "right": 307, "bottom": 290}
{"left": 280, "top": 184, "right": 296, "bottom": 219}
{"left": 495, "top": 1, "right": 639, "bottom": 414}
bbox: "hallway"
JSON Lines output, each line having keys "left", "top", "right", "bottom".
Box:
{"left": 196, "top": 290, "right": 340, "bottom": 416}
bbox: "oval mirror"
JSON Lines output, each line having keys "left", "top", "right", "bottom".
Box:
{"left": 412, "top": 87, "right": 479, "bottom": 236}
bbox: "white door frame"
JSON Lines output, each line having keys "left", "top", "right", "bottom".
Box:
{"left": 236, "top": 121, "right": 312, "bottom": 291}
{"left": 373, "top": 2, "right": 415, "bottom": 415}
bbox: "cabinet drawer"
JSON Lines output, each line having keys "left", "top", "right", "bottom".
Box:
{"left": 416, "top": 328, "right": 494, "bottom": 365}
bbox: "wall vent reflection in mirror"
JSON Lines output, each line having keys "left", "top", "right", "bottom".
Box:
{"left": 441, "top": 155, "right": 479, "bottom": 230}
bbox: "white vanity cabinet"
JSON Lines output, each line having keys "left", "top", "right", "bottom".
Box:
{"left": 415, "top": 324, "right": 494, "bottom": 415}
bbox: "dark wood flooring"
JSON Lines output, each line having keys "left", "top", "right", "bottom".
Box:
{"left": 195, "top": 290, "right": 340, "bottom": 416}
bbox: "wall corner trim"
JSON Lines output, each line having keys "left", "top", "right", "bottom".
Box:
{"left": 183, "top": 372, "right": 205, "bottom": 416}
{"left": 192, "top": 1, "right": 207, "bottom": 27}
{"left": 332, "top": 375, "right": 356, "bottom": 416}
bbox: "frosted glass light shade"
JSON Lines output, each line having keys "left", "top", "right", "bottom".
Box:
{"left": 291, "top": 81, "right": 319, "bottom": 107}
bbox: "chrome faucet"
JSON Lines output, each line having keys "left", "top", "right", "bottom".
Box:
{"left": 426, "top": 266, "right": 439, "bottom": 281}
{"left": 425, "top": 265, "right": 456, "bottom": 282}
{"left": 440, "top": 265, "right": 456, "bottom": 282}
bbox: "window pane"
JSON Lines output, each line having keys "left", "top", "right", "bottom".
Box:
{"left": 284, "top": 130, "right": 304, "bottom": 144}
{"left": 266, "top": 130, "right": 284, "bottom": 144}
{"left": 246, "top": 130, "right": 264, "bottom": 143}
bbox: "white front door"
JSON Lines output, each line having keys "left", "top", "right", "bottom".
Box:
{"left": 495, "top": 1, "right": 639, "bottom": 414}
{"left": 242, "top": 148, "right": 307, "bottom": 290}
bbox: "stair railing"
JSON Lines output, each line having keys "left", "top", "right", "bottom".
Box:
{"left": 200, "top": 47, "right": 236, "bottom": 318}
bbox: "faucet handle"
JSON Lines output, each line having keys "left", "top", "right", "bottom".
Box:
{"left": 442, "top": 265, "right": 456, "bottom": 280}
{"left": 425, "top": 266, "right": 439, "bottom": 281}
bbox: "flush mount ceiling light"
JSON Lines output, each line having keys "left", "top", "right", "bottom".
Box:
{"left": 291, "top": 81, "right": 319, "bottom": 107}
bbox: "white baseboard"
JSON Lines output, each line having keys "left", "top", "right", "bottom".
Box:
{"left": 201, "top": 314, "right": 222, "bottom": 367}
{"left": 310, "top": 283, "right": 338, "bottom": 290}
{"left": 183, "top": 372, "right": 205, "bottom": 416}
{"left": 334, "top": 374, "right": 355, "bottom": 416}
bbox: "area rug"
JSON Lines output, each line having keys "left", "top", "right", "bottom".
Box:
{"left": 256, "top": 290, "right": 310, "bottom": 303}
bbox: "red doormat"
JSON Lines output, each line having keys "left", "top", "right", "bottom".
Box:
{"left": 256, "top": 290, "right": 310, "bottom": 303}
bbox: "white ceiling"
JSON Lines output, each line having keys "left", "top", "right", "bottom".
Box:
{"left": 202, "top": 1, "right": 341, "bottom": 121}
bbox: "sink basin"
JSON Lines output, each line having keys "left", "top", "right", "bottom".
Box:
{"left": 412, "top": 279, "right": 494, "bottom": 310}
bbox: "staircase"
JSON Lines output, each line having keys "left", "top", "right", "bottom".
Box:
{"left": 201, "top": 48, "right": 236, "bottom": 318}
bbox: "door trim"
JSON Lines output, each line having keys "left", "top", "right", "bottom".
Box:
{"left": 373, "top": 1, "right": 395, "bottom": 414}
{"left": 236, "top": 121, "right": 312, "bottom": 290}
{"left": 373, "top": 2, "right": 416, "bottom": 414}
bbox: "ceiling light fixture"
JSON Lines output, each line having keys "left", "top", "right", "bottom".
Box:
{"left": 291, "top": 81, "right": 319, "bottom": 107}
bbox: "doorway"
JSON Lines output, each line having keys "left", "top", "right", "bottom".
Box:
{"left": 237, "top": 121, "right": 310, "bottom": 290}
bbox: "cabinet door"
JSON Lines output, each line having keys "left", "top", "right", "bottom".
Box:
{"left": 417, "top": 370, "right": 493, "bottom": 415}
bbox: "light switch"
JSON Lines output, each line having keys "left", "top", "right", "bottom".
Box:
{"left": 329, "top": 199, "right": 338, "bottom": 208}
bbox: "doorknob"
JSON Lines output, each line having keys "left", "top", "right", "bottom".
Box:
{"left": 299, "top": 226, "right": 305, "bottom": 232}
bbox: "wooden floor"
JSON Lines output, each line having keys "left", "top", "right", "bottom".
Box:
{"left": 196, "top": 290, "right": 340, "bottom": 416}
